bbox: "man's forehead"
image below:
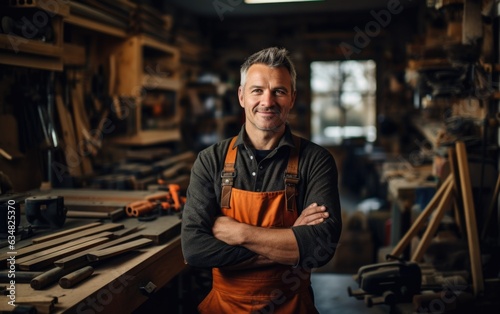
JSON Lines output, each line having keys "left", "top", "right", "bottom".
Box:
{"left": 246, "top": 64, "right": 292, "bottom": 82}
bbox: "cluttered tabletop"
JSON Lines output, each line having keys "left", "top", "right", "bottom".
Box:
{"left": 0, "top": 187, "right": 186, "bottom": 313}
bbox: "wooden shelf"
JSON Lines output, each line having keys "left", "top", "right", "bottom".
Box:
{"left": 108, "top": 129, "right": 181, "bottom": 146}
{"left": 139, "top": 35, "right": 178, "bottom": 55}
{"left": 142, "top": 75, "right": 182, "bottom": 91}
{"left": 0, "top": 51, "right": 62, "bottom": 71}
{"left": 3, "top": 1, "right": 69, "bottom": 17}
{"left": 0, "top": 34, "right": 63, "bottom": 57}
{"left": 0, "top": 3, "right": 67, "bottom": 70}
{"left": 65, "top": 14, "right": 127, "bottom": 38}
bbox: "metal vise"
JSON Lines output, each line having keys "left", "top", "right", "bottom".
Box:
{"left": 348, "top": 260, "right": 422, "bottom": 307}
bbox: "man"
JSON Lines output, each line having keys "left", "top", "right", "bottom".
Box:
{"left": 181, "top": 47, "right": 342, "bottom": 313}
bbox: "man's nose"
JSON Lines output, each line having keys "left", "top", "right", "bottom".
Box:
{"left": 260, "top": 90, "right": 274, "bottom": 106}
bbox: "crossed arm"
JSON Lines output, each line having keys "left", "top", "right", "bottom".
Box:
{"left": 212, "top": 203, "right": 329, "bottom": 268}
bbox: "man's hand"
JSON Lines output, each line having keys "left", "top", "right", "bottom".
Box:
{"left": 212, "top": 216, "right": 243, "bottom": 246}
{"left": 293, "top": 203, "right": 329, "bottom": 227}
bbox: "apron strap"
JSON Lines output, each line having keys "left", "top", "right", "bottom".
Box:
{"left": 221, "top": 135, "right": 301, "bottom": 211}
{"left": 221, "top": 136, "right": 238, "bottom": 208}
{"left": 285, "top": 135, "right": 300, "bottom": 212}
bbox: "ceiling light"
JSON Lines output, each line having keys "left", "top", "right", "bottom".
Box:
{"left": 245, "top": 0, "right": 324, "bottom": 4}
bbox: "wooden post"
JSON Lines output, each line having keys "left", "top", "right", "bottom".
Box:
{"left": 456, "top": 141, "right": 484, "bottom": 296}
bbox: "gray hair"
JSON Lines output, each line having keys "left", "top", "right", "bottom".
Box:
{"left": 240, "top": 47, "right": 297, "bottom": 92}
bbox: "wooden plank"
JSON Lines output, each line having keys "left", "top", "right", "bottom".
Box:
{"left": 54, "top": 233, "right": 144, "bottom": 269}
{"left": 1, "top": 223, "right": 123, "bottom": 263}
{"left": 66, "top": 208, "right": 125, "bottom": 221}
{"left": 0, "top": 34, "right": 63, "bottom": 56}
{"left": 71, "top": 82, "right": 93, "bottom": 175}
{"left": 86, "top": 238, "right": 153, "bottom": 262}
{"left": 140, "top": 215, "right": 182, "bottom": 244}
{"left": 18, "top": 237, "right": 110, "bottom": 271}
{"left": 456, "top": 141, "right": 484, "bottom": 296}
{"left": 55, "top": 94, "right": 82, "bottom": 177}
{"left": 109, "top": 129, "right": 182, "bottom": 146}
{"left": 17, "top": 232, "right": 112, "bottom": 264}
{"left": 0, "top": 51, "right": 62, "bottom": 71}
{"left": 411, "top": 179, "right": 454, "bottom": 262}
{"left": 112, "top": 225, "right": 144, "bottom": 238}
{"left": 32, "top": 222, "right": 102, "bottom": 244}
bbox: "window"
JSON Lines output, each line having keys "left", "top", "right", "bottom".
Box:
{"left": 310, "top": 60, "right": 376, "bottom": 145}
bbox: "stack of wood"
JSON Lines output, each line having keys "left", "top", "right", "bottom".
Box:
{"left": 69, "top": 0, "right": 135, "bottom": 30}
{"left": 0, "top": 216, "right": 181, "bottom": 297}
{"left": 90, "top": 150, "right": 195, "bottom": 191}
{"left": 130, "top": 3, "right": 174, "bottom": 43}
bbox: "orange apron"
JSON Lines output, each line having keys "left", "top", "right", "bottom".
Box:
{"left": 198, "top": 136, "right": 318, "bottom": 314}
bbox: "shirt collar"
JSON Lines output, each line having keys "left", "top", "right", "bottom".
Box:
{"left": 233, "top": 123, "right": 296, "bottom": 151}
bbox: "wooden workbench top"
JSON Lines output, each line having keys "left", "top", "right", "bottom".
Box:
{"left": 0, "top": 215, "right": 186, "bottom": 313}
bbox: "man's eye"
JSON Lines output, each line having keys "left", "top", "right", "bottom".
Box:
{"left": 252, "top": 89, "right": 262, "bottom": 93}
{"left": 274, "top": 90, "right": 286, "bottom": 95}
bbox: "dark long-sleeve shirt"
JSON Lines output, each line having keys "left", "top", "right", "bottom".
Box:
{"left": 181, "top": 124, "right": 342, "bottom": 269}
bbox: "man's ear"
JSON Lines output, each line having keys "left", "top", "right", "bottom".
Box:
{"left": 290, "top": 90, "right": 297, "bottom": 108}
{"left": 238, "top": 85, "right": 244, "bottom": 108}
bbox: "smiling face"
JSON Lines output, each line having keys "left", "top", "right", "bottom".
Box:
{"left": 238, "top": 63, "right": 296, "bottom": 136}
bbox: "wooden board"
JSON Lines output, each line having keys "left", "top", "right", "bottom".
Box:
{"left": 18, "top": 237, "right": 110, "bottom": 271}
{"left": 1, "top": 223, "right": 123, "bottom": 263}
{"left": 55, "top": 94, "right": 82, "bottom": 177}
{"left": 140, "top": 215, "right": 182, "bottom": 244}
{"left": 54, "top": 233, "right": 144, "bottom": 269}
{"left": 71, "top": 82, "right": 93, "bottom": 175}
{"left": 87, "top": 238, "right": 153, "bottom": 262}
{"left": 32, "top": 222, "right": 102, "bottom": 244}
{"left": 17, "top": 232, "right": 112, "bottom": 265}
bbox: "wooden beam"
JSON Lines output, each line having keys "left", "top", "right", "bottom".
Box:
{"left": 456, "top": 141, "right": 484, "bottom": 296}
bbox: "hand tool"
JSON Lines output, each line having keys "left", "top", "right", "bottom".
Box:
{"left": 59, "top": 266, "right": 94, "bottom": 289}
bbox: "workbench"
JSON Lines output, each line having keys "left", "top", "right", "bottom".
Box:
{"left": 0, "top": 211, "right": 186, "bottom": 313}
{"left": 384, "top": 165, "right": 437, "bottom": 259}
